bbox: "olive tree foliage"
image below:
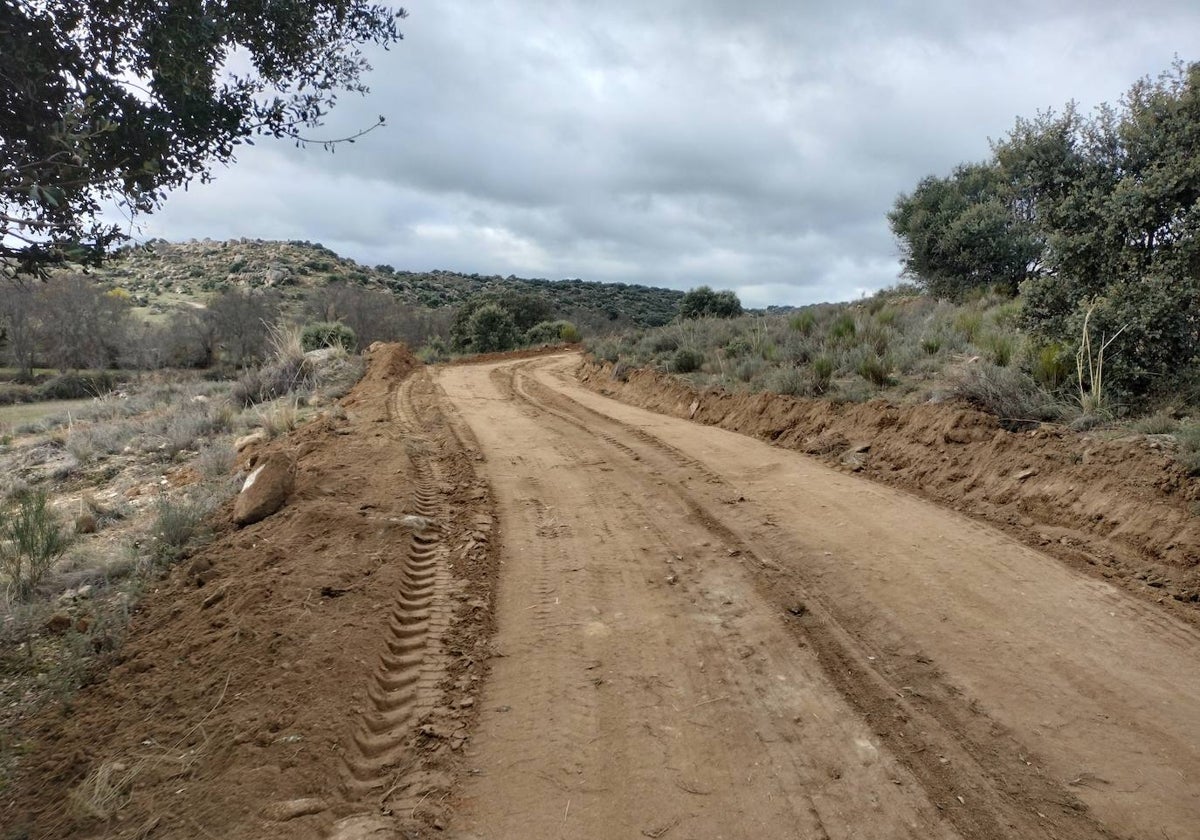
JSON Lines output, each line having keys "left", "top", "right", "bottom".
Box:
{"left": 0, "top": 1, "right": 405, "bottom": 276}
{"left": 450, "top": 290, "right": 553, "bottom": 352}
{"left": 892, "top": 59, "right": 1200, "bottom": 401}
{"left": 887, "top": 162, "right": 1043, "bottom": 299}
{"left": 678, "top": 286, "right": 743, "bottom": 319}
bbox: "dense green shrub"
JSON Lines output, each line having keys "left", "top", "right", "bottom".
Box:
{"left": 1028, "top": 342, "right": 1071, "bottom": 389}
{"left": 301, "top": 321, "right": 357, "bottom": 352}
{"left": 451, "top": 291, "right": 552, "bottom": 351}
{"left": 980, "top": 332, "right": 1018, "bottom": 367}
{"left": 894, "top": 59, "right": 1200, "bottom": 405}
{"left": 672, "top": 348, "right": 705, "bottom": 373}
{"left": 811, "top": 356, "right": 835, "bottom": 393}
{"left": 828, "top": 313, "right": 856, "bottom": 341}
{"left": 857, "top": 353, "right": 893, "bottom": 386}
{"left": 679, "top": 286, "right": 743, "bottom": 319}
{"left": 418, "top": 336, "right": 450, "bottom": 363}
{"left": 790, "top": 311, "right": 816, "bottom": 335}
{"left": 525, "top": 320, "right": 580, "bottom": 346}
{"left": 466, "top": 304, "right": 519, "bottom": 353}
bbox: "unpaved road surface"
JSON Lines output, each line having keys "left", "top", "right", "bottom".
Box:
{"left": 8, "top": 348, "right": 1200, "bottom": 840}
{"left": 437, "top": 354, "right": 1200, "bottom": 840}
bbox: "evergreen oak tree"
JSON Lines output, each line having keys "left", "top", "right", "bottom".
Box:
{"left": 0, "top": 1, "right": 405, "bottom": 276}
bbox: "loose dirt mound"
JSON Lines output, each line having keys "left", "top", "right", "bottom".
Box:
{"left": 579, "top": 359, "right": 1200, "bottom": 615}
{"left": 4, "top": 345, "right": 500, "bottom": 839}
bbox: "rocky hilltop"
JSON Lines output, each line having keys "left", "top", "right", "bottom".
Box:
{"left": 81, "top": 238, "right": 684, "bottom": 328}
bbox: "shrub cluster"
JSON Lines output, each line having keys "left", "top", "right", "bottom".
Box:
{"left": 301, "top": 321, "right": 357, "bottom": 352}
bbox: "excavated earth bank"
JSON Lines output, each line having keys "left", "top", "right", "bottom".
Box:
{"left": 578, "top": 359, "right": 1200, "bottom": 619}
{"left": 3, "top": 345, "right": 501, "bottom": 840}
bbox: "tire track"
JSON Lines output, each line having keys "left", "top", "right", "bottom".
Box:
{"left": 333, "top": 369, "right": 498, "bottom": 833}
{"left": 338, "top": 375, "right": 456, "bottom": 802}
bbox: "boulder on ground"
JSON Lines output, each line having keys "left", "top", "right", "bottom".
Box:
{"left": 233, "top": 452, "right": 295, "bottom": 526}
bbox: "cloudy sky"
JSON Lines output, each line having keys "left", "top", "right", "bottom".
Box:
{"left": 132, "top": 1, "right": 1200, "bottom": 307}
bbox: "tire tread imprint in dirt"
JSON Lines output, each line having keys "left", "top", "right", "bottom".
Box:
{"left": 331, "top": 370, "right": 501, "bottom": 835}
{"left": 1, "top": 347, "right": 502, "bottom": 840}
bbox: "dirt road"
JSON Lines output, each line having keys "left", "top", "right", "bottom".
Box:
{"left": 436, "top": 354, "right": 1200, "bottom": 840}
{"left": 9, "top": 348, "right": 1199, "bottom": 839}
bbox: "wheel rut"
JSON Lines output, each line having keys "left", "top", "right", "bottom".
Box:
{"left": 329, "top": 368, "right": 500, "bottom": 837}
{"left": 439, "top": 360, "right": 965, "bottom": 840}
{"left": 494, "top": 359, "right": 1120, "bottom": 840}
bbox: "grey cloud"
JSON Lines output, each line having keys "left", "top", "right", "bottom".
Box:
{"left": 133, "top": 0, "right": 1200, "bottom": 306}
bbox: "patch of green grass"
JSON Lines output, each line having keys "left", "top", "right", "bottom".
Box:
{"left": 0, "top": 399, "right": 95, "bottom": 430}
{"left": 828, "top": 313, "right": 857, "bottom": 342}
{"left": 856, "top": 353, "right": 894, "bottom": 387}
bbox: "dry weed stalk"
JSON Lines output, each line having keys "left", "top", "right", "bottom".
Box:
{"left": 67, "top": 674, "right": 230, "bottom": 822}
{"left": 67, "top": 758, "right": 146, "bottom": 820}
{"left": 1075, "top": 301, "right": 1126, "bottom": 415}
{"left": 265, "top": 320, "right": 305, "bottom": 366}
{"left": 258, "top": 397, "right": 299, "bottom": 438}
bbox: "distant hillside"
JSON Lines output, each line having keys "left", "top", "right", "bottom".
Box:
{"left": 85, "top": 238, "right": 684, "bottom": 330}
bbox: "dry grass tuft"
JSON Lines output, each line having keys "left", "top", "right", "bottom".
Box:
{"left": 67, "top": 758, "right": 145, "bottom": 820}
{"left": 258, "top": 398, "right": 299, "bottom": 439}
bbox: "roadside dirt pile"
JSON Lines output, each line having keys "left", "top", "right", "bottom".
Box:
{"left": 4, "top": 344, "right": 500, "bottom": 840}
{"left": 579, "top": 359, "right": 1200, "bottom": 614}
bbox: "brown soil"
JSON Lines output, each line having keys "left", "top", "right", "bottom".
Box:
{"left": 579, "top": 358, "right": 1200, "bottom": 617}
{"left": 3, "top": 344, "right": 500, "bottom": 839}
{"left": 440, "top": 354, "right": 1200, "bottom": 839}
{"left": 8, "top": 348, "right": 1200, "bottom": 840}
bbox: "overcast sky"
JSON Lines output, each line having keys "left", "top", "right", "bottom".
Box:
{"left": 130, "top": 1, "right": 1200, "bottom": 307}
